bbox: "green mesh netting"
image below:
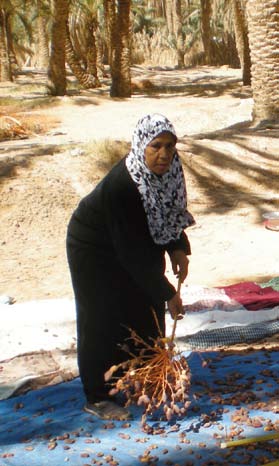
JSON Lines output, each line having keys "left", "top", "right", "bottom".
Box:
{"left": 260, "top": 277, "right": 279, "bottom": 291}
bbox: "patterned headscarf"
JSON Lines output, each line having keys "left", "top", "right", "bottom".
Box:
{"left": 126, "top": 113, "right": 195, "bottom": 245}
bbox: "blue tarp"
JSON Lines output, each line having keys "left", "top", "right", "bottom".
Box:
{"left": 0, "top": 349, "right": 278, "bottom": 466}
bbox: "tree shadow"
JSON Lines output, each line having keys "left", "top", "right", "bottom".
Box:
{"left": 0, "top": 143, "right": 69, "bottom": 183}
{"left": 63, "top": 96, "right": 102, "bottom": 106}
{"left": 132, "top": 76, "right": 250, "bottom": 100}
{"left": 179, "top": 123, "right": 279, "bottom": 222}
{"left": 192, "top": 119, "right": 279, "bottom": 143}
{"left": 3, "top": 66, "right": 249, "bottom": 108}
{"left": 129, "top": 66, "right": 251, "bottom": 100}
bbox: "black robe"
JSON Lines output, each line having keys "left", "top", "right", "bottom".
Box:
{"left": 66, "top": 157, "right": 191, "bottom": 403}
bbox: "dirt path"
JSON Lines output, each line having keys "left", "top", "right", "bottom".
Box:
{"left": 1, "top": 66, "right": 279, "bottom": 303}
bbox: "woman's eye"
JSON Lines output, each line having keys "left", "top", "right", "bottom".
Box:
{"left": 148, "top": 142, "right": 175, "bottom": 150}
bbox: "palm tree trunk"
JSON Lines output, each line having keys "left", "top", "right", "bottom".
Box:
{"left": 148, "top": 0, "right": 164, "bottom": 17}
{"left": 173, "top": 0, "right": 185, "bottom": 68}
{"left": 165, "top": 0, "right": 185, "bottom": 68}
{"left": 103, "top": 0, "right": 115, "bottom": 69}
{"left": 84, "top": 16, "right": 100, "bottom": 86}
{"left": 165, "top": 0, "right": 174, "bottom": 37}
{"left": 232, "top": 0, "right": 251, "bottom": 85}
{"left": 6, "top": 12, "right": 17, "bottom": 72}
{"left": 246, "top": 0, "right": 279, "bottom": 123}
{"left": 36, "top": 15, "right": 49, "bottom": 69}
{"left": 96, "top": 28, "right": 106, "bottom": 77}
{"left": 47, "top": 0, "right": 69, "bottom": 96}
{"left": 200, "top": 0, "right": 213, "bottom": 65}
{"left": 65, "top": 22, "right": 99, "bottom": 89}
{"left": 0, "top": 8, "right": 12, "bottom": 82}
{"left": 110, "top": 0, "right": 131, "bottom": 98}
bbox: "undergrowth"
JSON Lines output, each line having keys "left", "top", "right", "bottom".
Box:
{"left": 83, "top": 138, "right": 130, "bottom": 171}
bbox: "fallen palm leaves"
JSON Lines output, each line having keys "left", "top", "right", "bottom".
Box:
{"left": 0, "top": 113, "right": 59, "bottom": 141}
{"left": 0, "top": 115, "right": 29, "bottom": 140}
{"left": 106, "top": 281, "right": 191, "bottom": 424}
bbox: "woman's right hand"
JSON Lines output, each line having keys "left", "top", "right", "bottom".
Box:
{"left": 167, "top": 292, "right": 185, "bottom": 320}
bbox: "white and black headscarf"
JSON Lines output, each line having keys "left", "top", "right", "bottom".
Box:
{"left": 126, "top": 113, "right": 195, "bottom": 245}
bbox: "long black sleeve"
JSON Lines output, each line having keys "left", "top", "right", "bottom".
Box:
{"left": 166, "top": 231, "right": 191, "bottom": 256}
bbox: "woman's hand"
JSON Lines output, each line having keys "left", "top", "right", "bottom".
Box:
{"left": 169, "top": 250, "right": 189, "bottom": 282}
{"left": 167, "top": 292, "right": 185, "bottom": 320}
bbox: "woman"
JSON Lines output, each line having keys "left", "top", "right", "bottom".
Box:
{"left": 66, "top": 113, "right": 195, "bottom": 420}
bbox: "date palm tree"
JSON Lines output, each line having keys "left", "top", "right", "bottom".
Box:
{"left": 231, "top": 0, "right": 251, "bottom": 85}
{"left": 200, "top": 0, "right": 213, "bottom": 65}
{"left": 147, "top": 0, "right": 164, "bottom": 17}
{"left": 165, "top": 0, "right": 185, "bottom": 68}
{"left": 165, "top": 0, "right": 174, "bottom": 36}
{"left": 35, "top": 0, "right": 50, "bottom": 69}
{"left": 0, "top": 3, "right": 12, "bottom": 81}
{"left": 103, "top": 0, "right": 114, "bottom": 67}
{"left": 107, "top": 0, "right": 131, "bottom": 98}
{"left": 246, "top": 0, "right": 279, "bottom": 123}
{"left": 3, "top": 5, "right": 18, "bottom": 71}
{"left": 0, "top": 0, "right": 35, "bottom": 72}
{"left": 47, "top": 0, "right": 69, "bottom": 96}
{"left": 65, "top": 21, "right": 99, "bottom": 88}
{"left": 67, "top": 0, "right": 101, "bottom": 87}
{"left": 173, "top": 0, "right": 185, "bottom": 68}
{"left": 83, "top": 15, "right": 99, "bottom": 81}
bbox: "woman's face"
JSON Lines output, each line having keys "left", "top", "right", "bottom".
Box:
{"left": 144, "top": 131, "right": 177, "bottom": 175}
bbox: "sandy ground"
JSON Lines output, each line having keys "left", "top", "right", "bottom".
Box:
{"left": 1, "top": 65, "right": 279, "bottom": 304}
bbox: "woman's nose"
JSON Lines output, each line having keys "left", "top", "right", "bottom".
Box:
{"left": 159, "top": 146, "right": 172, "bottom": 159}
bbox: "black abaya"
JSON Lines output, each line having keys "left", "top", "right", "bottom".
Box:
{"left": 66, "top": 158, "right": 191, "bottom": 403}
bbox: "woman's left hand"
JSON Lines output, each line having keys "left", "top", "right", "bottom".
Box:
{"left": 169, "top": 250, "right": 189, "bottom": 282}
